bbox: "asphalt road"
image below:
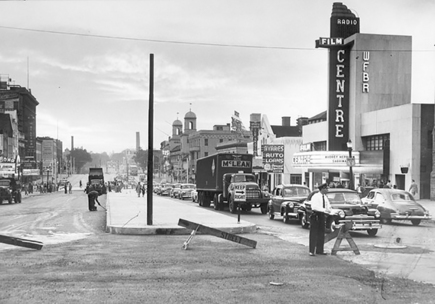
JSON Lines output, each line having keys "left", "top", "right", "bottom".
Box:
{"left": 186, "top": 196, "right": 435, "bottom": 286}
{"left": 1, "top": 187, "right": 435, "bottom": 303}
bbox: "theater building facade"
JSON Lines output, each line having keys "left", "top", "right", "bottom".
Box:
{"left": 292, "top": 3, "right": 434, "bottom": 199}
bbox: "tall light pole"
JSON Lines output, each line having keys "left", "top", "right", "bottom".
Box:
{"left": 347, "top": 139, "right": 354, "bottom": 190}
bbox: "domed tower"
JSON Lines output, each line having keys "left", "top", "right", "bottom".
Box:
{"left": 172, "top": 118, "right": 183, "bottom": 138}
{"left": 184, "top": 110, "right": 197, "bottom": 135}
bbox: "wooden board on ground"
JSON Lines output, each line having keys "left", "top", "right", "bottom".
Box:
{"left": 0, "top": 234, "right": 43, "bottom": 250}
{"left": 178, "top": 218, "right": 257, "bottom": 249}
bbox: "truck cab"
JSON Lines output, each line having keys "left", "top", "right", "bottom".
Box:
{"left": 220, "top": 173, "right": 270, "bottom": 214}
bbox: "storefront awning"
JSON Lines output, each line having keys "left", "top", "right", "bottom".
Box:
{"left": 308, "top": 165, "right": 383, "bottom": 174}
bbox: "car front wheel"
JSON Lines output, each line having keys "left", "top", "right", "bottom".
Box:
{"left": 301, "top": 213, "right": 309, "bottom": 229}
{"left": 411, "top": 219, "right": 421, "bottom": 226}
{"left": 367, "top": 229, "right": 378, "bottom": 236}
{"left": 380, "top": 218, "right": 392, "bottom": 225}
{"left": 268, "top": 207, "right": 275, "bottom": 220}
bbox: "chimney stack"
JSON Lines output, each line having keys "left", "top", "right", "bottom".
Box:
{"left": 282, "top": 116, "right": 291, "bottom": 126}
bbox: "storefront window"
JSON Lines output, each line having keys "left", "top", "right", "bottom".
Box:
{"left": 290, "top": 174, "right": 302, "bottom": 185}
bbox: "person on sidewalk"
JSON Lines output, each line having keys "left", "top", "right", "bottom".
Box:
{"left": 136, "top": 182, "right": 142, "bottom": 197}
{"left": 69, "top": 182, "right": 72, "bottom": 194}
{"left": 87, "top": 188, "right": 100, "bottom": 211}
{"left": 64, "top": 183, "right": 68, "bottom": 194}
{"left": 409, "top": 180, "right": 418, "bottom": 197}
{"left": 309, "top": 183, "right": 331, "bottom": 256}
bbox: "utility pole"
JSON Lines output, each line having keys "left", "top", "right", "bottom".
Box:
{"left": 147, "top": 54, "right": 154, "bottom": 225}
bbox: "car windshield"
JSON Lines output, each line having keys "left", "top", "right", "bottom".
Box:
{"left": 283, "top": 187, "right": 310, "bottom": 197}
{"left": 326, "top": 192, "right": 361, "bottom": 205}
{"left": 390, "top": 192, "right": 413, "bottom": 201}
{"left": 233, "top": 175, "right": 255, "bottom": 183}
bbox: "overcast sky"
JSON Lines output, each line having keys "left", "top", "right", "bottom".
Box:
{"left": 1, "top": 0, "right": 434, "bottom": 154}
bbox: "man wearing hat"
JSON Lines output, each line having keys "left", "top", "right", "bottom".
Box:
{"left": 309, "top": 183, "right": 331, "bottom": 256}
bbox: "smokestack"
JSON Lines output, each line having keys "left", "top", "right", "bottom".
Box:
{"left": 136, "top": 132, "right": 140, "bottom": 151}
{"left": 282, "top": 117, "right": 291, "bottom": 126}
{"left": 71, "top": 136, "right": 74, "bottom": 151}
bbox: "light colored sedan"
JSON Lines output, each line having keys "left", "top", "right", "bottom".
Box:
{"left": 361, "top": 188, "right": 431, "bottom": 226}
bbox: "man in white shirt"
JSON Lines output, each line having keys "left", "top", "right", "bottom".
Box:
{"left": 309, "top": 183, "right": 331, "bottom": 256}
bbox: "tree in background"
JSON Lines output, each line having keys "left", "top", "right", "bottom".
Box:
{"left": 133, "top": 148, "right": 148, "bottom": 173}
{"left": 70, "top": 148, "right": 92, "bottom": 174}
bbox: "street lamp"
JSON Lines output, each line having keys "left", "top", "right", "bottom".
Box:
{"left": 346, "top": 139, "right": 354, "bottom": 190}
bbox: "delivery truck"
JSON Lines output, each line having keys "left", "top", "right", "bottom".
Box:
{"left": 88, "top": 167, "right": 106, "bottom": 195}
{"left": 195, "top": 153, "right": 270, "bottom": 214}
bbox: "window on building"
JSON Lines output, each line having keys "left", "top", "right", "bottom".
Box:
{"left": 363, "top": 134, "right": 390, "bottom": 151}
{"left": 205, "top": 138, "right": 208, "bottom": 146}
{"left": 290, "top": 174, "right": 302, "bottom": 185}
{"left": 313, "top": 141, "right": 327, "bottom": 151}
{"left": 428, "top": 130, "right": 433, "bottom": 149}
{"left": 204, "top": 152, "right": 208, "bottom": 157}
{"left": 219, "top": 139, "right": 223, "bottom": 143}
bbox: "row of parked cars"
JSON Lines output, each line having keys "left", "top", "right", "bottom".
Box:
{"left": 154, "top": 182, "right": 196, "bottom": 200}
{"left": 267, "top": 184, "right": 432, "bottom": 237}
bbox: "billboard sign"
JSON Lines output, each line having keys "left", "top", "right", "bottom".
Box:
{"left": 262, "top": 144, "right": 284, "bottom": 173}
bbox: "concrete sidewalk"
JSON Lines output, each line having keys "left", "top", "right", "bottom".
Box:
{"left": 105, "top": 189, "right": 256, "bottom": 235}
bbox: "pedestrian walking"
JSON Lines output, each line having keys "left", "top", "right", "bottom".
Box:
{"left": 64, "top": 183, "right": 68, "bottom": 194}
{"left": 79, "top": 180, "right": 82, "bottom": 188}
{"left": 136, "top": 182, "right": 142, "bottom": 197}
{"left": 69, "top": 182, "right": 73, "bottom": 194}
{"left": 309, "top": 183, "right": 331, "bottom": 256}
{"left": 409, "top": 180, "right": 418, "bottom": 197}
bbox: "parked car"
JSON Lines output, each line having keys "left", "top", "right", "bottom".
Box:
{"left": 358, "top": 186, "right": 375, "bottom": 198}
{"left": 361, "top": 188, "right": 431, "bottom": 226}
{"left": 170, "top": 183, "right": 181, "bottom": 198}
{"left": 178, "top": 183, "right": 196, "bottom": 200}
{"left": 267, "top": 184, "right": 311, "bottom": 223}
{"left": 159, "top": 184, "right": 173, "bottom": 196}
{"left": 298, "top": 188, "right": 381, "bottom": 236}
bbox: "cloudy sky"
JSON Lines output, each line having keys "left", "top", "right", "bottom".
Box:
{"left": 1, "top": 0, "right": 434, "bottom": 154}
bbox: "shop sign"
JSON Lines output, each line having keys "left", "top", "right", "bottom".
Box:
{"left": 23, "top": 169, "right": 40, "bottom": 176}
{"left": 262, "top": 144, "right": 284, "bottom": 173}
{"left": 299, "top": 143, "right": 312, "bottom": 152}
{"left": 292, "top": 151, "right": 360, "bottom": 167}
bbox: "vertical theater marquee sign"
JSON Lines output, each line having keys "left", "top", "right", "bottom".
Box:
{"left": 316, "top": 3, "right": 360, "bottom": 151}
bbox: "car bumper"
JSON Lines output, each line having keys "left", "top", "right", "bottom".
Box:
{"left": 390, "top": 214, "right": 432, "bottom": 220}
{"left": 339, "top": 219, "right": 381, "bottom": 230}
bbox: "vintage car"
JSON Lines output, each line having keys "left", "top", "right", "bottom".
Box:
{"left": 361, "top": 188, "right": 431, "bottom": 226}
{"left": 0, "top": 178, "right": 22, "bottom": 204}
{"left": 298, "top": 188, "right": 381, "bottom": 236}
{"left": 178, "top": 183, "right": 196, "bottom": 200}
{"left": 159, "top": 184, "right": 173, "bottom": 196}
{"left": 267, "top": 184, "right": 311, "bottom": 223}
{"left": 170, "top": 183, "right": 182, "bottom": 198}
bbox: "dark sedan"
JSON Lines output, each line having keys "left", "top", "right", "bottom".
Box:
{"left": 298, "top": 188, "right": 381, "bottom": 236}
{"left": 267, "top": 184, "right": 311, "bottom": 223}
{"left": 361, "top": 188, "right": 431, "bottom": 226}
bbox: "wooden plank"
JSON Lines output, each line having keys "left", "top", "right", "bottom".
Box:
{"left": 0, "top": 234, "right": 43, "bottom": 250}
{"left": 178, "top": 218, "right": 257, "bottom": 248}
